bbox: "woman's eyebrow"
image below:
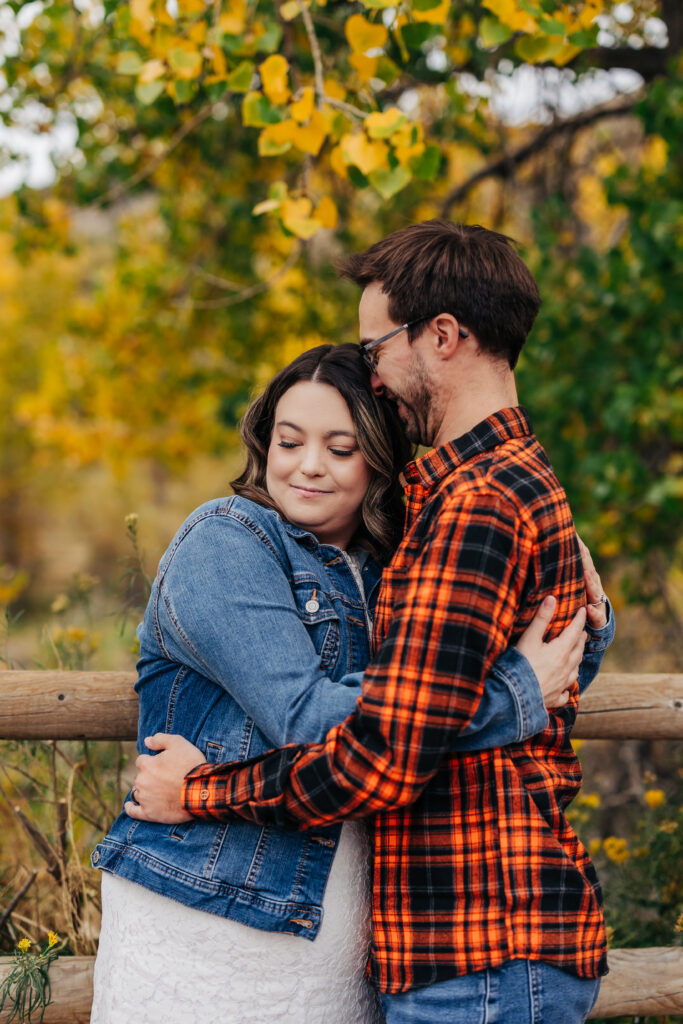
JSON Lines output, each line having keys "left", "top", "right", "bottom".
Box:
{"left": 275, "top": 420, "right": 356, "bottom": 440}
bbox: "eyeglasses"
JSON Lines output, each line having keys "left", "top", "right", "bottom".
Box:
{"left": 359, "top": 316, "right": 469, "bottom": 372}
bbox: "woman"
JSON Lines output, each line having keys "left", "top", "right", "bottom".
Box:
{"left": 91, "top": 345, "right": 611, "bottom": 1024}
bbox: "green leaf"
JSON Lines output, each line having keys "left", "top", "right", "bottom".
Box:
{"left": 173, "top": 78, "right": 195, "bottom": 104}
{"left": 368, "top": 165, "right": 412, "bottom": 198}
{"left": 168, "top": 48, "right": 202, "bottom": 77}
{"left": 538, "top": 17, "right": 566, "bottom": 36}
{"left": 359, "top": 0, "right": 397, "bottom": 8}
{"left": 206, "top": 81, "right": 229, "bottom": 102}
{"left": 116, "top": 51, "right": 143, "bottom": 75}
{"left": 568, "top": 25, "right": 600, "bottom": 48}
{"left": 347, "top": 166, "right": 369, "bottom": 189}
{"left": 401, "top": 23, "right": 438, "bottom": 49}
{"left": 411, "top": 0, "right": 443, "bottom": 10}
{"left": 411, "top": 143, "right": 441, "bottom": 180}
{"left": 227, "top": 60, "right": 254, "bottom": 93}
{"left": 222, "top": 34, "right": 246, "bottom": 55}
{"left": 253, "top": 22, "right": 283, "bottom": 54}
{"left": 135, "top": 80, "right": 165, "bottom": 105}
{"left": 514, "top": 34, "right": 563, "bottom": 62}
{"left": 374, "top": 56, "right": 401, "bottom": 87}
{"left": 241, "top": 91, "right": 283, "bottom": 127}
{"left": 479, "top": 17, "right": 512, "bottom": 48}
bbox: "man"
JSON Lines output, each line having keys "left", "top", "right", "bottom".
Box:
{"left": 128, "top": 222, "right": 609, "bottom": 1022}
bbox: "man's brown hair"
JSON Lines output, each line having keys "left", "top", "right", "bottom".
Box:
{"left": 340, "top": 220, "right": 541, "bottom": 369}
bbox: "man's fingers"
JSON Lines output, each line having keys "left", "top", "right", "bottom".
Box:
{"left": 135, "top": 753, "right": 152, "bottom": 770}
{"left": 554, "top": 607, "right": 587, "bottom": 649}
{"left": 124, "top": 800, "right": 146, "bottom": 819}
{"left": 144, "top": 732, "right": 173, "bottom": 751}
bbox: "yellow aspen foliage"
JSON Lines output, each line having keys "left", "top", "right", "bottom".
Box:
{"left": 281, "top": 197, "right": 320, "bottom": 239}
{"left": 314, "top": 196, "right": 338, "bottom": 230}
{"left": 364, "top": 107, "right": 407, "bottom": 140}
{"left": 349, "top": 53, "right": 378, "bottom": 83}
{"left": 219, "top": 0, "right": 247, "bottom": 36}
{"left": 329, "top": 144, "right": 349, "bottom": 180}
{"left": 323, "top": 79, "right": 346, "bottom": 102}
{"left": 291, "top": 110, "right": 328, "bottom": 156}
{"left": 139, "top": 59, "right": 166, "bottom": 84}
{"left": 340, "top": 132, "right": 389, "bottom": 175}
{"left": 482, "top": 0, "right": 537, "bottom": 35}
{"left": 291, "top": 87, "right": 315, "bottom": 124}
{"left": 409, "top": 0, "right": 450, "bottom": 26}
{"left": 345, "top": 14, "right": 388, "bottom": 53}
{"left": 260, "top": 55, "right": 290, "bottom": 105}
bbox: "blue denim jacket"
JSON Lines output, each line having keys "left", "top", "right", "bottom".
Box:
{"left": 92, "top": 496, "right": 613, "bottom": 939}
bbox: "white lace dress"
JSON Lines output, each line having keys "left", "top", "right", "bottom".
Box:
{"left": 91, "top": 818, "right": 383, "bottom": 1024}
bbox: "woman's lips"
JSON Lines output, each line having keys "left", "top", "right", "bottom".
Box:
{"left": 290, "top": 485, "right": 332, "bottom": 496}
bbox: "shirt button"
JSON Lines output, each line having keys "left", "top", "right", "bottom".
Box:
{"left": 199, "top": 789, "right": 210, "bottom": 800}
{"left": 305, "top": 599, "right": 320, "bottom": 613}
{"left": 92, "top": 849, "right": 101, "bottom": 864}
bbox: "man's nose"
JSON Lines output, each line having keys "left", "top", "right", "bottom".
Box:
{"left": 370, "top": 371, "right": 384, "bottom": 395}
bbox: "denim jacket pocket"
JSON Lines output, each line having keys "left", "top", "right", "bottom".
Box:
{"left": 291, "top": 577, "right": 341, "bottom": 670}
{"left": 169, "top": 737, "right": 228, "bottom": 842}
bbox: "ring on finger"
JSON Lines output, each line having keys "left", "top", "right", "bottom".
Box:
{"left": 589, "top": 594, "right": 607, "bottom": 607}
{"left": 131, "top": 787, "right": 140, "bottom": 806}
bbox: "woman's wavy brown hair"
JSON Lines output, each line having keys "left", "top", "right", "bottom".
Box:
{"left": 231, "top": 344, "right": 413, "bottom": 561}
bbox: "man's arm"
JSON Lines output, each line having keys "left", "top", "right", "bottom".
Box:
{"left": 178, "top": 488, "right": 539, "bottom": 829}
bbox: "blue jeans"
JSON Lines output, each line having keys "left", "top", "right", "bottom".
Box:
{"left": 380, "top": 959, "right": 601, "bottom": 1024}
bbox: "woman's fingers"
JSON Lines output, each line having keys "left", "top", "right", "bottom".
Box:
{"left": 578, "top": 536, "right": 608, "bottom": 629}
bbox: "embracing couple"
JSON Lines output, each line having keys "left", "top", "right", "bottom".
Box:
{"left": 90, "top": 222, "right": 613, "bottom": 1024}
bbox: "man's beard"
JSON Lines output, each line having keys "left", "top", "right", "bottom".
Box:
{"left": 391, "top": 360, "right": 434, "bottom": 447}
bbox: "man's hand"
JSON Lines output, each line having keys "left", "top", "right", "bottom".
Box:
{"left": 124, "top": 733, "right": 206, "bottom": 824}
{"left": 578, "top": 536, "right": 608, "bottom": 630}
{"left": 515, "top": 597, "right": 587, "bottom": 708}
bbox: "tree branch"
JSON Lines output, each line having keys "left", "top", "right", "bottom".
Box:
{"left": 441, "top": 98, "right": 640, "bottom": 214}
{"left": 90, "top": 102, "right": 216, "bottom": 208}
{"left": 297, "top": 0, "right": 366, "bottom": 120}
{"left": 180, "top": 243, "right": 302, "bottom": 309}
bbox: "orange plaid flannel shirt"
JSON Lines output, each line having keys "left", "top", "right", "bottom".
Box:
{"left": 183, "top": 407, "right": 607, "bottom": 994}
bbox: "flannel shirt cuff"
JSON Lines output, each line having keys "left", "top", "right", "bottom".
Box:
{"left": 182, "top": 761, "right": 229, "bottom": 821}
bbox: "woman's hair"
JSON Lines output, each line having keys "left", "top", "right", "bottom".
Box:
{"left": 231, "top": 344, "right": 413, "bottom": 560}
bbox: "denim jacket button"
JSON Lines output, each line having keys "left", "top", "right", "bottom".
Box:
{"left": 305, "top": 599, "right": 320, "bottom": 613}
{"left": 92, "top": 849, "right": 101, "bottom": 864}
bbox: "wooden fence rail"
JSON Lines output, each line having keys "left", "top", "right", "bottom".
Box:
{"left": 1, "top": 671, "right": 682, "bottom": 1021}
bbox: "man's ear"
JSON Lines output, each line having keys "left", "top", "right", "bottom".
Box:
{"left": 430, "top": 313, "right": 466, "bottom": 360}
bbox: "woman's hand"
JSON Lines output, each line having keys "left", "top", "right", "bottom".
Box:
{"left": 124, "top": 734, "right": 206, "bottom": 824}
{"left": 515, "top": 597, "right": 587, "bottom": 709}
{"left": 578, "top": 536, "right": 608, "bottom": 629}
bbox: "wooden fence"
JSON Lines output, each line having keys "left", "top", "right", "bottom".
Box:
{"left": 0, "top": 670, "right": 682, "bottom": 1021}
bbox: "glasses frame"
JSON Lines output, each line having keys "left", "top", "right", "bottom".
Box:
{"left": 359, "top": 316, "right": 469, "bottom": 372}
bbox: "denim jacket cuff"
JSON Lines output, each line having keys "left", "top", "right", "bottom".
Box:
{"left": 491, "top": 647, "right": 549, "bottom": 742}
{"left": 584, "top": 596, "right": 615, "bottom": 653}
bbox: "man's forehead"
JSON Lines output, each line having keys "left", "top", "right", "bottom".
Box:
{"left": 358, "top": 281, "right": 392, "bottom": 334}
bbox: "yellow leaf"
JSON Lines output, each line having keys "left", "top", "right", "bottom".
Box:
{"left": 168, "top": 45, "right": 203, "bottom": 80}
{"left": 253, "top": 198, "right": 283, "bottom": 215}
{"left": 210, "top": 44, "right": 228, "bottom": 78}
{"left": 219, "top": 0, "right": 247, "bottom": 34}
{"left": 139, "top": 59, "right": 166, "bottom": 84}
{"left": 292, "top": 110, "right": 328, "bottom": 155}
{"left": 410, "top": 0, "right": 450, "bottom": 26}
{"left": 260, "top": 54, "right": 290, "bottom": 105}
{"left": 130, "top": 0, "right": 153, "bottom": 42}
{"left": 481, "top": 0, "right": 537, "bottom": 34}
{"left": 291, "top": 86, "right": 315, "bottom": 124}
{"left": 349, "top": 53, "right": 378, "bottom": 83}
{"left": 345, "top": 13, "right": 388, "bottom": 53}
{"left": 340, "top": 132, "right": 389, "bottom": 175}
{"left": 364, "top": 107, "right": 407, "bottom": 140}
{"left": 315, "top": 196, "right": 338, "bottom": 229}
{"left": 281, "top": 197, "right": 321, "bottom": 239}
{"left": 280, "top": 0, "right": 301, "bottom": 20}
{"left": 641, "top": 135, "right": 668, "bottom": 173}
{"left": 329, "top": 145, "right": 349, "bottom": 179}
{"left": 323, "top": 78, "right": 346, "bottom": 102}
{"left": 258, "top": 122, "right": 295, "bottom": 156}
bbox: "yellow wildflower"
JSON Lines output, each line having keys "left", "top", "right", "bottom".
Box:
{"left": 644, "top": 789, "right": 665, "bottom": 809}
{"left": 588, "top": 838, "right": 601, "bottom": 856}
{"left": 65, "top": 626, "right": 87, "bottom": 643}
{"left": 579, "top": 792, "right": 601, "bottom": 809}
{"left": 125, "top": 513, "right": 139, "bottom": 528}
{"left": 48, "top": 931, "right": 59, "bottom": 948}
{"left": 603, "top": 836, "right": 629, "bottom": 864}
{"left": 674, "top": 912, "right": 683, "bottom": 933}
{"left": 18, "top": 938, "right": 31, "bottom": 953}
{"left": 659, "top": 820, "right": 677, "bottom": 834}
{"left": 50, "top": 593, "right": 70, "bottom": 614}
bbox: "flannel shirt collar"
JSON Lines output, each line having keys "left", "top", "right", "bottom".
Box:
{"left": 401, "top": 406, "right": 533, "bottom": 491}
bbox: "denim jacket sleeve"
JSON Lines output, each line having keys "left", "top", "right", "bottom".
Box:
{"left": 454, "top": 597, "right": 616, "bottom": 749}
{"left": 155, "top": 512, "right": 615, "bottom": 752}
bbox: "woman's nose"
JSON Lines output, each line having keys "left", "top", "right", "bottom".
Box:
{"left": 300, "top": 446, "right": 324, "bottom": 475}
